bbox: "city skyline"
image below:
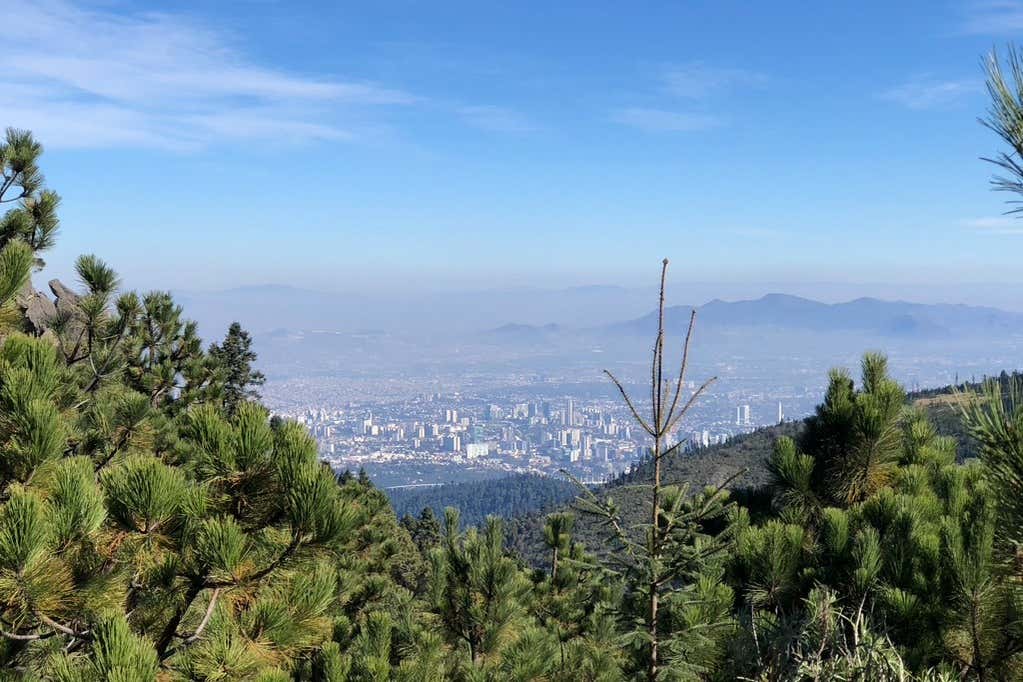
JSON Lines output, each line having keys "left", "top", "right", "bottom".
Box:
{"left": 288, "top": 390, "right": 790, "bottom": 488}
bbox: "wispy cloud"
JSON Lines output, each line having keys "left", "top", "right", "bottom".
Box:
{"left": 962, "top": 216, "right": 1023, "bottom": 234}
{"left": 613, "top": 62, "right": 761, "bottom": 134}
{"left": 879, "top": 78, "right": 981, "bottom": 110}
{"left": 961, "top": 0, "right": 1023, "bottom": 34}
{"left": 662, "top": 63, "right": 768, "bottom": 99}
{"left": 612, "top": 108, "right": 721, "bottom": 133}
{"left": 0, "top": 0, "right": 417, "bottom": 149}
{"left": 457, "top": 106, "right": 535, "bottom": 133}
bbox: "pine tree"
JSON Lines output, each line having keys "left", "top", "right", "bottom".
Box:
{"left": 402, "top": 506, "right": 443, "bottom": 556}
{"left": 0, "top": 129, "right": 52, "bottom": 333}
{"left": 799, "top": 353, "right": 905, "bottom": 507}
{"left": 0, "top": 128, "right": 60, "bottom": 262}
{"left": 0, "top": 128, "right": 431, "bottom": 680}
{"left": 430, "top": 509, "right": 541, "bottom": 677}
{"left": 574, "top": 259, "right": 734, "bottom": 681}
{"left": 543, "top": 512, "right": 574, "bottom": 582}
{"left": 209, "top": 322, "right": 266, "bottom": 415}
{"left": 728, "top": 354, "right": 1023, "bottom": 678}
{"left": 532, "top": 513, "right": 626, "bottom": 681}
{"left": 982, "top": 45, "right": 1023, "bottom": 213}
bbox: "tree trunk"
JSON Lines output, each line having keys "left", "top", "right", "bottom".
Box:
{"left": 971, "top": 592, "right": 987, "bottom": 682}
{"left": 649, "top": 432, "right": 661, "bottom": 681}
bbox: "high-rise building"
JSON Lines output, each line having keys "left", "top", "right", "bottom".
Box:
{"left": 568, "top": 399, "right": 575, "bottom": 427}
{"left": 777, "top": 402, "right": 784, "bottom": 423}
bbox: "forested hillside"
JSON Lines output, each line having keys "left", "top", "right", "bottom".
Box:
{"left": 504, "top": 422, "right": 796, "bottom": 566}
{"left": 388, "top": 473, "right": 578, "bottom": 529}
{"left": 502, "top": 379, "right": 994, "bottom": 567}
{"left": 446, "top": 383, "right": 979, "bottom": 569}
{"left": 390, "top": 367, "right": 1001, "bottom": 562}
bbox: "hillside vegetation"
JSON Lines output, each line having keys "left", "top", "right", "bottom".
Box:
{"left": 487, "top": 386, "right": 979, "bottom": 568}
{"left": 387, "top": 473, "right": 578, "bottom": 528}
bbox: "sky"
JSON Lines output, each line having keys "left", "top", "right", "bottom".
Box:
{"left": 5, "top": 0, "right": 1023, "bottom": 301}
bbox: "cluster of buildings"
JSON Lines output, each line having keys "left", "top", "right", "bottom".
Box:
{"left": 735, "top": 402, "right": 783, "bottom": 426}
{"left": 285, "top": 391, "right": 788, "bottom": 486}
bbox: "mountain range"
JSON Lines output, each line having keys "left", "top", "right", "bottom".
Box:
{"left": 609, "top": 293, "right": 1023, "bottom": 338}
{"left": 481, "top": 293, "right": 1023, "bottom": 341}
{"left": 172, "top": 282, "right": 1023, "bottom": 343}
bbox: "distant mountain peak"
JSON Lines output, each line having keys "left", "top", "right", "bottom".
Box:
{"left": 611, "top": 293, "right": 1023, "bottom": 338}
{"left": 757, "top": 292, "right": 814, "bottom": 303}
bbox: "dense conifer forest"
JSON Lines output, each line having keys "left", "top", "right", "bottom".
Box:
{"left": 389, "top": 473, "right": 579, "bottom": 529}
{"left": 1, "top": 46, "right": 1023, "bottom": 680}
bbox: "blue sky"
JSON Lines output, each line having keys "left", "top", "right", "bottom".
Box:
{"left": 7, "top": 0, "right": 1023, "bottom": 298}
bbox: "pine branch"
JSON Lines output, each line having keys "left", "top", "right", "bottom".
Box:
{"left": 604, "top": 370, "right": 655, "bottom": 436}
{"left": 36, "top": 613, "right": 90, "bottom": 640}
{"left": 162, "top": 588, "right": 221, "bottom": 661}
{"left": 664, "top": 309, "right": 698, "bottom": 426}
{"left": 665, "top": 376, "right": 718, "bottom": 435}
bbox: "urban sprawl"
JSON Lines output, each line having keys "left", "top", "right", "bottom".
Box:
{"left": 276, "top": 388, "right": 798, "bottom": 488}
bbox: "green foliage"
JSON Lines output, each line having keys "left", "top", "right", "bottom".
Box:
{"left": 800, "top": 353, "right": 905, "bottom": 506}
{"left": 208, "top": 322, "right": 265, "bottom": 415}
{"left": 0, "top": 241, "right": 33, "bottom": 319}
{"left": 571, "top": 259, "right": 734, "bottom": 681}
{"left": 983, "top": 45, "right": 1023, "bottom": 211}
{"left": 430, "top": 509, "right": 532, "bottom": 672}
{"left": 402, "top": 506, "right": 443, "bottom": 555}
{"left": 0, "top": 129, "right": 430, "bottom": 680}
{"left": 767, "top": 436, "right": 817, "bottom": 524}
{"left": 389, "top": 472, "right": 579, "bottom": 529}
{"left": 960, "top": 379, "right": 1023, "bottom": 559}
{"left": 722, "top": 353, "right": 1023, "bottom": 679}
{"left": 0, "top": 321, "right": 426, "bottom": 678}
{"left": 0, "top": 128, "right": 59, "bottom": 262}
